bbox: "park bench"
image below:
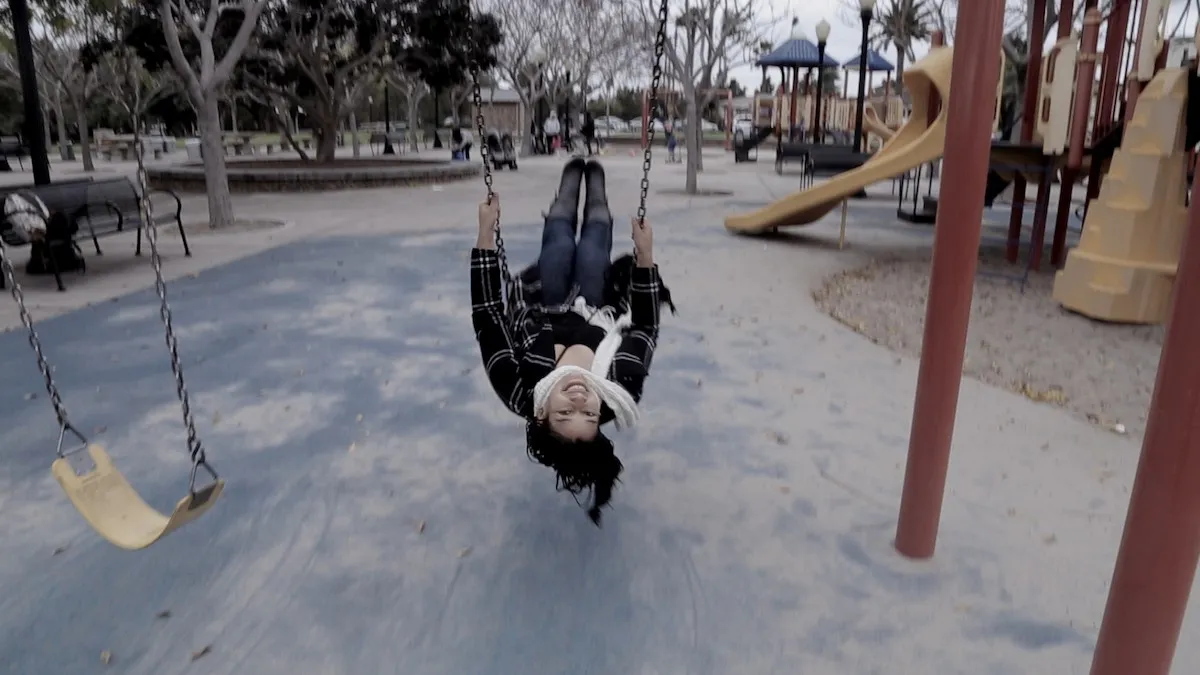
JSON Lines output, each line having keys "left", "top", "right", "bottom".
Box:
{"left": 0, "top": 135, "right": 28, "bottom": 171}
{"left": 774, "top": 142, "right": 814, "bottom": 188}
{"left": 99, "top": 140, "right": 164, "bottom": 162}
{"left": 368, "top": 132, "right": 406, "bottom": 155}
{"left": 0, "top": 176, "right": 190, "bottom": 291}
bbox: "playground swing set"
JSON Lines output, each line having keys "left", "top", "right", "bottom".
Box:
{"left": 2, "top": 0, "right": 1200, "bottom": 671}
{"left": 0, "top": 0, "right": 675, "bottom": 553}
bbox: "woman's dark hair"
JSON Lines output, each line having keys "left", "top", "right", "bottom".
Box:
{"left": 526, "top": 420, "right": 623, "bottom": 525}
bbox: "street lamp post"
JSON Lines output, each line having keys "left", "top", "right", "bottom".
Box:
{"left": 382, "top": 81, "right": 395, "bottom": 155}
{"left": 814, "top": 19, "right": 831, "bottom": 144}
{"left": 7, "top": 0, "right": 50, "bottom": 183}
{"left": 852, "top": 0, "right": 876, "bottom": 153}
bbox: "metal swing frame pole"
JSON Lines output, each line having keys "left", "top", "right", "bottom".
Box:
{"left": 893, "top": 0, "right": 1007, "bottom": 559}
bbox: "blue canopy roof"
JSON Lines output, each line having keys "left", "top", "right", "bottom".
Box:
{"left": 756, "top": 38, "right": 842, "bottom": 69}
{"left": 842, "top": 49, "right": 895, "bottom": 72}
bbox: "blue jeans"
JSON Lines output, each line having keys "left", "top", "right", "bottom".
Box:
{"left": 539, "top": 213, "right": 612, "bottom": 307}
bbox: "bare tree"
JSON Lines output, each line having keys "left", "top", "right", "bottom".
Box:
{"left": 0, "top": 47, "right": 57, "bottom": 157}
{"left": 629, "top": 0, "right": 767, "bottom": 194}
{"left": 23, "top": 0, "right": 114, "bottom": 171}
{"left": 96, "top": 46, "right": 174, "bottom": 131}
{"left": 240, "top": 0, "right": 391, "bottom": 163}
{"left": 390, "top": 70, "right": 429, "bottom": 151}
{"left": 159, "top": 0, "right": 269, "bottom": 228}
{"left": 488, "top": 0, "right": 552, "bottom": 153}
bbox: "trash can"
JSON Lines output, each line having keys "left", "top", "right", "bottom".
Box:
{"left": 184, "top": 138, "right": 201, "bottom": 160}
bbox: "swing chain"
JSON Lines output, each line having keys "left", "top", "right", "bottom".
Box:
{"left": 636, "top": 0, "right": 671, "bottom": 233}
{"left": 468, "top": 22, "right": 511, "bottom": 287}
{"left": 0, "top": 231, "right": 74, "bottom": 435}
{"left": 133, "top": 136, "right": 209, "bottom": 481}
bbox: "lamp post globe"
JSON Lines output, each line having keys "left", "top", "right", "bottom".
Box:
{"left": 853, "top": 0, "right": 876, "bottom": 152}
{"left": 814, "top": 20, "right": 831, "bottom": 144}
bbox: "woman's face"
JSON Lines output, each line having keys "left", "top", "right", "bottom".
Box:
{"left": 542, "top": 372, "right": 601, "bottom": 441}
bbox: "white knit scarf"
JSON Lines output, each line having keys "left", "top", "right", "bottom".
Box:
{"left": 532, "top": 297, "right": 640, "bottom": 430}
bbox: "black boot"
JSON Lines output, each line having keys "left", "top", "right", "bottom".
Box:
{"left": 583, "top": 160, "right": 612, "bottom": 226}
{"left": 547, "top": 157, "right": 587, "bottom": 225}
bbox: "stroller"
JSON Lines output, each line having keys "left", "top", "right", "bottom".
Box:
{"left": 486, "top": 130, "right": 518, "bottom": 170}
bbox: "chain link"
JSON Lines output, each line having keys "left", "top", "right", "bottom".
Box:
{"left": 0, "top": 221, "right": 72, "bottom": 432}
{"left": 133, "top": 136, "right": 208, "bottom": 475}
{"left": 467, "top": 18, "right": 511, "bottom": 289}
{"left": 635, "top": 0, "right": 671, "bottom": 254}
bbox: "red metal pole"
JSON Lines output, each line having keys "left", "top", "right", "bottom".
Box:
{"left": 1051, "top": 6, "right": 1102, "bottom": 266}
{"left": 1094, "top": 0, "right": 1130, "bottom": 138}
{"left": 894, "top": 0, "right": 1006, "bottom": 560}
{"left": 1084, "top": 0, "right": 1133, "bottom": 218}
{"left": 1088, "top": 149, "right": 1200, "bottom": 675}
{"left": 1058, "top": 0, "right": 1076, "bottom": 38}
{"left": 1124, "top": 0, "right": 1151, "bottom": 123}
{"left": 1006, "top": 0, "right": 1049, "bottom": 263}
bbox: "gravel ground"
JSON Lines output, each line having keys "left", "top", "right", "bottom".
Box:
{"left": 813, "top": 247, "right": 1164, "bottom": 439}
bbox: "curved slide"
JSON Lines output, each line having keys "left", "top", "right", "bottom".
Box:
{"left": 725, "top": 47, "right": 956, "bottom": 234}
{"left": 862, "top": 106, "right": 896, "bottom": 142}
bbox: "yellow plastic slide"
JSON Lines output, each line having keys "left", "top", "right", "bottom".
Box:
{"left": 862, "top": 105, "right": 896, "bottom": 142}
{"left": 725, "top": 47, "right": 955, "bottom": 234}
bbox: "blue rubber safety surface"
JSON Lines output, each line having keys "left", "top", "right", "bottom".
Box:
{"left": 0, "top": 225, "right": 1096, "bottom": 675}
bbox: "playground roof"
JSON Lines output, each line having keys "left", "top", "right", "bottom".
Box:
{"left": 842, "top": 49, "right": 895, "bottom": 72}
{"left": 756, "top": 38, "right": 843, "bottom": 69}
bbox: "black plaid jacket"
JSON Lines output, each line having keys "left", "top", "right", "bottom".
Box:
{"left": 470, "top": 248, "right": 670, "bottom": 422}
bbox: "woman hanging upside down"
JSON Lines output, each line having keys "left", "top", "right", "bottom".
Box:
{"left": 470, "top": 157, "right": 675, "bottom": 525}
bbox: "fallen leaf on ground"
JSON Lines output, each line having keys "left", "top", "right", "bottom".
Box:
{"left": 190, "top": 645, "right": 212, "bottom": 661}
{"left": 356, "top": 414, "right": 364, "bottom": 423}
{"left": 458, "top": 547, "right": 472, "bottom": 558}
{"left": 417, "top": 520, "right": 426, "bottom": 534}
{"left": 100, "top": 650, "right": 112, "bottom": 665}
{"left": 156, "top": 610, "right": 171, "bottom": 619}
{"left": 52, "top": 545, "right": 68, "bottom": 556}
{"left": 347, "top": 442, "right": 356, "bottom": 453}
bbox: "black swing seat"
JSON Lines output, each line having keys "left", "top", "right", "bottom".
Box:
{"left": 51, "top": 445, "right": 223, "bottom": 550}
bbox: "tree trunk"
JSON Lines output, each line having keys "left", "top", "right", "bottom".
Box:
{"left": 316, "top": 116, "right": 338, "bottom": 162}
{"left": 230, "top": 100, "right": 239, "bottom": 134}
{"left": 519, "top": 100, "right": 533, "bottom": 155}
{"left": 894, "top": 48, "right": 907, "bottom": 98}
{"left": 683, "top": 85, "right": 700, "bottom": 194}
{"left": 53, "top": 91, "right": 69, "bottom": 160}
{"left": 349, "top": 110, "right": 360, "bottom": 158}
{"left": 406, "top": 95, "right": 421, "bottom": 151}
{"left": 41, "top": 102, "right": 54, "bottom": 159}
{"left": 74, "top": 98, "right": 94, "bottom": 172}
{"left": 197, "top": 94, "right": 235, "bottom": 228}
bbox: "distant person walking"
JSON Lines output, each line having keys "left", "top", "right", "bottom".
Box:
{"left": 543, "top": 115, "right": 562, "bottom": 153}
{"left": 581, "top": 112, "right": 597, "bottom": 156}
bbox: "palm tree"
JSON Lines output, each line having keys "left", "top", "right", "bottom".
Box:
{"left": 868, "top": 0, "right": 932, "bottom": 97}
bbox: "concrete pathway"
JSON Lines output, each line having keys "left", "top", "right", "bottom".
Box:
{"left": 0, "top": 150, "right": 1191, "bottom": 674}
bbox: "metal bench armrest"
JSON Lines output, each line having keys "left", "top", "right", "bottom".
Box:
{"left": 73, "top": 200, "right": 124, "bottom": 231}
{"left": 147, "top": 188, "right": 184, "bottom": 221}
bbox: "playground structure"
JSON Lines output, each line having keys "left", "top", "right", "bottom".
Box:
{"left": 728, "top": 0, "right": 1195, "bottom": 329}
{"left": 725, "top": 1, "right": 1200, "bottom": 671}
{"left": 725, "top": 46, "right": 960, "bottom": 233}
